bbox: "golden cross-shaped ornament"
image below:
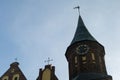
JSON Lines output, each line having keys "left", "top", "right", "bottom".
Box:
{"left": 74, "top": 6, "right": 80, "bottom": 15}
{"left": 45, "top": 57, "right": 53, "bottom": 65}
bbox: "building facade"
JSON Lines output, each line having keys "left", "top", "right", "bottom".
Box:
{"left": 0, "top": 14, "right": 112, "bottom": 80}
{"left": 0, "top": 62, "right": 27, "bottom": 80}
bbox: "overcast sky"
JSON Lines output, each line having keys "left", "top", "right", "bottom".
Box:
{"left": 0, "top": 0, "right": 120, "bottom": 80}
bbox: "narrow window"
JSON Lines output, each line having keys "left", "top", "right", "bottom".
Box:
{"left": 82, "top": 56, "right": 86, "bottom": 61}
{"left": 82, "top": 56, "right": 87, "bottom": 64}
{"left": 91, "top": 53, "right": 95, "bottom": 60}
{"left": 75, "top": 56, "right": 78, "bottom": 64}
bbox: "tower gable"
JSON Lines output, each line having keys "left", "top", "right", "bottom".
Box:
{"left": 0, "top": 62, "right": 27, "bottom": 80}
{"left": 37, "top": 65, "right": 58, "bottom": 80}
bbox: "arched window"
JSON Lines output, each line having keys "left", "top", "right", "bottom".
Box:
{"left": 14, "top": 77, "right": 18, "bottom": 80}
{"left": 12, "top": 74, "right": 19, "bottom": 80}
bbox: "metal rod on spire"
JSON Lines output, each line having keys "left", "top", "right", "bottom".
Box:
{"left": 74, "top": 6, "right": 80, "bottom": 15}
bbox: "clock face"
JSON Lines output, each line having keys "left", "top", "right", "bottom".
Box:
{"left": 76, "top": 44, "right": 89, "bottom": 55}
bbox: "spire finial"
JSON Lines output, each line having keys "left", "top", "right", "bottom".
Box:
{"left": 74, "top": 6, "right": 80, "bottom": 15}
{"left": 44, "top": 57, "right": 53, "bottom": 65}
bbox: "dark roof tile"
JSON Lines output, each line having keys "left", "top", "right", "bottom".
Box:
{"left": 71, "top": 16, "right": 97, "bottom": 45}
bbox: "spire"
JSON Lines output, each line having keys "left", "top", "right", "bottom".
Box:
{"left": 71, "top": 15, "right": 97, "bottom": 45}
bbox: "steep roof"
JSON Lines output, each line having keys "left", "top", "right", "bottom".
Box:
{"left": 71, "top": 15, "right": 96, "bottom": 45}
{"left": 0, "top": 62, "right": 27, "bottom": 80}
{"left": 37, "top": 64, "right": 58, "bottom": 80}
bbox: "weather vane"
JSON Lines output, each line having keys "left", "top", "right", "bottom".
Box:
{"left": 44, "top": 57, "right": 53, "bottom": 65}
{"left": 74, "top": 6, "right": 80, "bottom": 15}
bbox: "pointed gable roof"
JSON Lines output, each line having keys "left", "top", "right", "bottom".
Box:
{"left": 37, "top": 64, "right": 58, "bottom": 80}
{"left": 0, "top": 62, "right": 27, "bottom": 80}
{"left": 71, "top": 15, "right": 96, "bottom": 45}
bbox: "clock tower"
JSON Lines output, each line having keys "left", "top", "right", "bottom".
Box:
{"left": 65, "top": 15, "right": 112, "bottom": 80}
